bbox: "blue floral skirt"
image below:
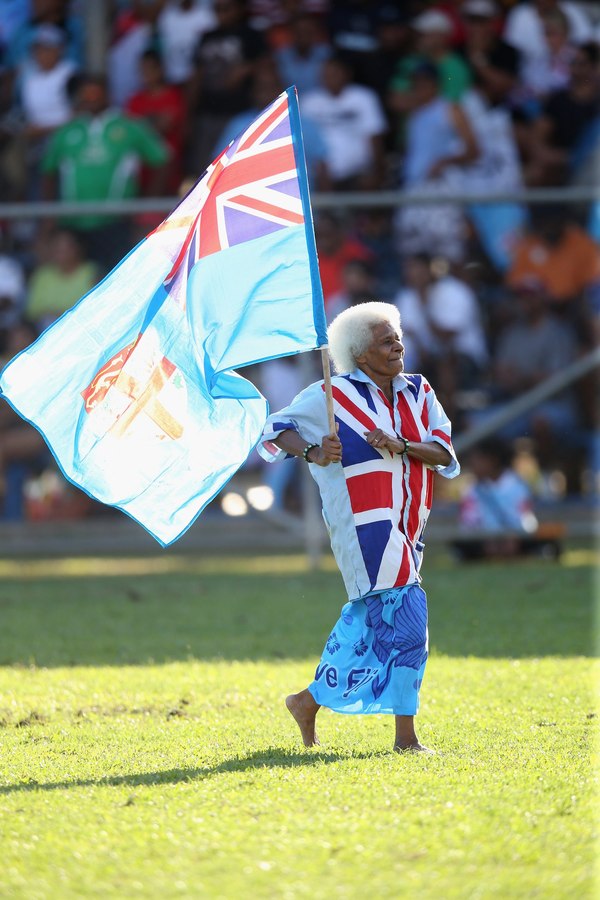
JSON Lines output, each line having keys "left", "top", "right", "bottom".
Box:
{"left": 308, "top": 584, "right": 428, "bottom": 716}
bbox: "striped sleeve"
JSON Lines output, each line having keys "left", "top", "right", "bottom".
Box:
{"left": 258, "top": 381, "right": 328, "bottom": 463}
{"left": 423, "top": 379, "right": 460, "bottom": 479}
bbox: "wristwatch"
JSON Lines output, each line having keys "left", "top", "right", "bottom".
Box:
{"left": 399, "top": 437, "right": 410, "bottom": 455}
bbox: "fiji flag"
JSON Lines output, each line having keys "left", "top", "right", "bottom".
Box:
{"left": 0, "top": 88, "right": 327, "bottom": 545}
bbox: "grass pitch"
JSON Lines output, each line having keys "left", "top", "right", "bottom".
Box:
{"left": 0, "top": 547, "right": 597, "bottom": 899}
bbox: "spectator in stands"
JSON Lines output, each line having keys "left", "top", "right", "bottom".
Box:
{"left": 326, "top": 258, "right": 376, "bottom": 322}
{"left": 274, "top": 12, "right": 330, "bottom": 97}
{"left": 506, "top": 206, "right": 600, "bottom": 309}
{"left": 394, "top": 253, "right": 488, "bottom": 416}
{"left": 459, "top": 28, "right": 526, "bottom": 271}
{"left": 251, "top": 0, "right": 329, "bottom": 51}
{"left": 392, "top": 253, "right": 437, "bottom": 375}
{"left": 389, "top": 9, "right": 472, "bottom": 107}
{"left": 127, "top": 49, "right": 186, "bottom": 194}
{"left": 327, "top": 0, "right": 381, "bottom": 85}
{"left": 107, "top": 2, "right": 154, "bottom": 108}
{"left": 18, "top": 24, "right": 76, "bottom": 137}
{"left": 524, "top": 8, "right": 577, "bottom": 98}
{"left": 157, "top": 0, "right": 217, "bottom": 86}
{"left": 394, "top": 61, "right": 478, "bottom": 262}
{"left": 0, "top": 319, "right": 47, "bottom": 521}
{"left": 0, "top": 252, "right": 26, "bottom": 348}
{"left": 483, "top": 276, "right": 581, "bottom": 460}
{"left": 460, "top": 1, "right": 520, "bottom": 102}
{"left": 354, "top": 209, "right": 401, "bottom": 302}
{"left": 455, "top": 438, "right": 541, "bottom": 559}
{"left": 0, "top": 0, "right": 30, "bottom": 54}
{"left": 8, "top": 23, "right": 77, "bottom": 199}
{"left": 524, "top": 42, "right": 600, "bottom": 186}
{"left": 360, "top": 5, "right": 412, "bottom": 109}
{"left": 4, "top": 0, "right": 84, "bottom": 76}
{"left": 401, "top": 63, "right": 478, "bottom": 187}
{"left": 41, "top": 73, "right": 169, "bottom": 273}
{"left": 459, "top": 438, "right": 538, "bottom": 534}
{"left": 301, "top": 54, "right": 388, "bottom": 190}
{"left": 25, "top": 228, "right": 98, "bottom": 331}
{"left": 326, "top": 0, "right": 412, "bottom": 104}
{"left": 187, "top": 0, "right": 268, "bottom": 175}
{"left": 504, "top": 0, "right": 593, "bottom": 91}
{"left": 314, "top": 211, "right": 373, "bottom": 310}
{"left": 247, "top": 0, "right": 289, "bottom": 35}
{"left": 213, "top": 61, "right": 331, "bottom": 190}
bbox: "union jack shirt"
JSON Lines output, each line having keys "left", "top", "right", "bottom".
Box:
{"left": 260, "top": 369, "right": 460, "bottom": 600}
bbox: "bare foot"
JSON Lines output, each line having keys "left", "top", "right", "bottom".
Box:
{"left": 393, "top": 742, "right": 435, "bottom": 755}
{"left": 286, "top": 692, "right": 320, "bottom": 747}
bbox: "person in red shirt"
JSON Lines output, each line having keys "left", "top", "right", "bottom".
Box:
{"left": 315, "top": 212, "right": 373, "bottom": 311}
{"left": 127, "top": 48, "right": 186, "bottom": 194}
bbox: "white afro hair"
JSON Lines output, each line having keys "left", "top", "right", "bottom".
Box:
{"left": 327, "top": 302, "right": 402, "bottom": 374}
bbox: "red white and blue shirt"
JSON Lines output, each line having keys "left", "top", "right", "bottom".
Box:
{"left": 259, "top": 369, "right": 460, "bottom": 601}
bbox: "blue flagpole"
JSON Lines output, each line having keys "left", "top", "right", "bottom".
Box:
{"left": 286, "top": 85, "right": 334, "bottom": 432}
{"left": 286, "top": 85, "right": 327, "bottom": 348}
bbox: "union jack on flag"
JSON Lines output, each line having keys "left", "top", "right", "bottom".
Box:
{"left": 0, "top": 87, "right": 326, "bottom": 545}
{"left": 160, "top": 91, "right": 309, "bottom": 310}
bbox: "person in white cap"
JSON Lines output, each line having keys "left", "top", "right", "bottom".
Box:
{"left": 0, "top": 23, "right": 78, "bottom": 200}
{"left": 18, "top": 24, "right": 76, "bottom": 135}
{"left": 390, "top": 8, "right": 472, "bottom": 105}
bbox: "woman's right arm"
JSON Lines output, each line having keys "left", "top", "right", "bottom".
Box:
{"left": 274, "top": 428, "right": 342, "bottom": 467}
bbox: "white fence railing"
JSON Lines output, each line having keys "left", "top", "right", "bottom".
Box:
{"left": 0, "top": 186, "right": 598, "bottom": 221}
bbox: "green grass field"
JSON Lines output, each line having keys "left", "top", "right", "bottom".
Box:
{"left": 0, "top": 547, "right": 597, "bottom": 899}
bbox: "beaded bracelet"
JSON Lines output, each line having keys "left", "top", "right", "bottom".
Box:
{"left": 302, "top": 443, "right": 320, "bottom": 462}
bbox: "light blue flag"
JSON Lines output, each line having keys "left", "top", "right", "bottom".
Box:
{"left": 0, "top": 87, "right": 326, "bottom": 545}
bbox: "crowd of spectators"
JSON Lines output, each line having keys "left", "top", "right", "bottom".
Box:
{"left": 0, "top": 0, "right": 599, "bottom": 520}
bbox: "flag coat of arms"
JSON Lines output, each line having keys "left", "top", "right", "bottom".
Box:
{"left": 0, "top": 88, "right": 327, "bottom": 545}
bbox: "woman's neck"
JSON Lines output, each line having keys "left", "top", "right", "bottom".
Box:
{"left": 365, "top": 370, "right": 394, "bottom": 403}
{"left": 380, "top": 381, "right": 394, "bottom": 404}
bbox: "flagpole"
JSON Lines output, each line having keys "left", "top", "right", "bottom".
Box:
{"left": 320, "top": 345, "right": 336, "bottom": 436}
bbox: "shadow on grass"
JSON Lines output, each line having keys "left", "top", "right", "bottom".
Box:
{"left": 0, "top": 560, "right": 594, "bottom": 666}
{"left": 0, "top": 748, "right": 386, "bottom": 796}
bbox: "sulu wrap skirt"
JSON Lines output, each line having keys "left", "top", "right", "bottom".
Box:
{"left": 308, "top": 583, "right": 428, "bottom": 716}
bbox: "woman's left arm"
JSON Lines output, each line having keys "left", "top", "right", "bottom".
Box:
{"left": 364, "top": 429, "right": 451, "bottom": 467}
{"left": 402, "top": 440, "right": 452, "bottom": 467}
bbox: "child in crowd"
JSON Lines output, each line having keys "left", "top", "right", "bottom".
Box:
{"left": 453, "top": 438, "right": 550, "bottom": 560}
{"left": 459, "top": 438, "right": 537, "bottom": 534}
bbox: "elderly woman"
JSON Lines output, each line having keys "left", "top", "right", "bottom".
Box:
{"left": 259, "top": 302, "right": 460, "bottom": 752}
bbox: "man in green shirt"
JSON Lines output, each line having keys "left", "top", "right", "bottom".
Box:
{"left": 389, "top": 9, "right": 472, "bottom": 105}
{"left": 42, "top": 74, "right": 169, "bottom": 272}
